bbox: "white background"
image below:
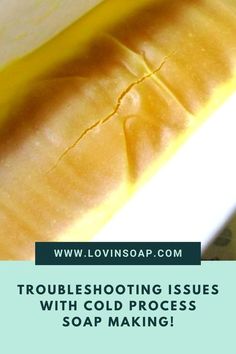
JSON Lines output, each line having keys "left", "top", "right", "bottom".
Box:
{"left": 95, "top": 92, "right": 236, "bottom": 249}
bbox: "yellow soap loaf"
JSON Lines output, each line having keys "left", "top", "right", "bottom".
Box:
{"left": 0, "top": 0, "right": 236, "bottom": 259}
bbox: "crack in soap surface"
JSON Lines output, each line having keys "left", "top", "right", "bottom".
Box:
{"left": 47, "top": 53, "right": 174, "bottom": 174}
{"left": 141, "top": 52, "right": 193, "bottom": 117}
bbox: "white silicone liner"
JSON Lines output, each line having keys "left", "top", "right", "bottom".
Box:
{"left": 0, "top": 0, "right": 104, "bottom": 68}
